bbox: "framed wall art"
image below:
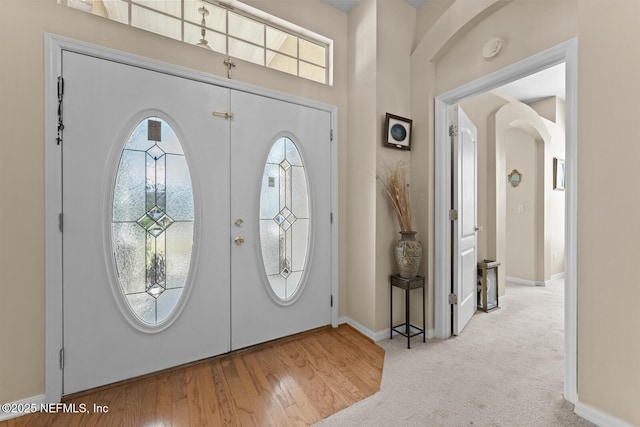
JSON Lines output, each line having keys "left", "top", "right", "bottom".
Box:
{"left": 383, "top": 113, "right": 412, "bottom": 151}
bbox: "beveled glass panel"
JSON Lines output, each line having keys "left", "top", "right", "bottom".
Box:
{"left": 260, "top": 220, "right": 280, "bottom": 275}
{"left": 157, "top": 120, "right": 184, "bottom": 155}
{"left": 184, "top": 1, "right": 226, "bottom": 32}
{"left": 113, "top": 117, "right": 194, "bottom": 326}
{"left": 229, "top": 38, "right": 264, "bottom": 66}
{"left": 266, "top": 52, "right": 297, "bottom": 76}
{"left": 165, "top": 154, "right": 194, "bottom": 221}
{"left": 113, "top": 223, "right": 146, "bottom": 294}
{"left": 260, "top": 163, "right": 280, "bottom": 219}
{"left": 299, "top": 39, "right": 326, "bottom": 67}
{"left": 184, "top": 22, "right": 227, "bottom": 54}
{"left": 156, "top": 288, "right": 183, "bottom": 323}
{"left": 132, "top": 5, "right": 182, "bottom": 41}
{"left": 291, "top": 167, "right": 309, "bottom": 218}
{"left": 229, "top": 12, "right": 264, "bottom": 45}
{"left": 266, "top": 27, "right": 297, "bottom": 57}
{"left": 126, "top": 293, "right": 156, "bottom": 324}
{"left": 113, "top": 150, "right": 146, "bottom": 222}
{"left": 259, "top": 137, "right": 310, "bottom": 302}
{"left": 133, "top": 0, "right": 181, "bottom": 18}
{"left": 102, "top": 0, "right": 129, "bottom": 25}
{"left": 165, "top": 222, "right": 194, "bottom": 288}
{"left": 299, "top": 61, "right": 326, "bottom": 84}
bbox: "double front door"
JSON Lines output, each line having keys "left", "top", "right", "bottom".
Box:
{"left": 61, "top": 51, "right": 332, "bottom": 394}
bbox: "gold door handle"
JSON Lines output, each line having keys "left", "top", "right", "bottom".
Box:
{"left": 234, "top": 236, "right": 245, "bottom": 245}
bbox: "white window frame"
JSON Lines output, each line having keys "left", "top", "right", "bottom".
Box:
{"left": 66, "top": 0, "right": 334, "bottom": 85}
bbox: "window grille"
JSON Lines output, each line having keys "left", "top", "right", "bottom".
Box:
{"left": 66, "top": 0, "right": 332, "bottom": 84}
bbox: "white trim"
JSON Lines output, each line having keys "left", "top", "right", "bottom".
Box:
{"left": 339, "top": 316, "right": 435, "bottom": 343}
{"left": 506, "top": 276, "right": 546, "bottom": 287}
{"left": 551, "top": 272, "right": 566, "bottom": 281}
{"left": 45, "top": 33, "right": 338, "bottom": 403}
{"left": 434, "top": 38, "right": 578, "bottom": 403}
{"left": 0, "top": 395, "right": 46, "bottom": 422}
{"left": 574, "top": 401, "right": 634, "bottom": 427}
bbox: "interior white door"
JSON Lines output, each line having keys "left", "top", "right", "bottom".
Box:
{"left": 230, "top": 90, "right": 332, "bottom": 350}
{"left": 62, "top": 51, "right": 231, "bottom": 394}
{"left": 452, "top": 105, "right": 478, "bottom": 335}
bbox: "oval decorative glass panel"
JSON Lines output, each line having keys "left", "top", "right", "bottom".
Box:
{"left": 112, "top": 117, "right": 195, "bottom": 326}
{"left": 259, "top": 137, "right": 310, "bottom": 301}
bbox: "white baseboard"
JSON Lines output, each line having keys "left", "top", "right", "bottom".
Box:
{"left": 0, "top": 394, "right": 46, "bottom": 422}
{"left": 574, "top": 400, "right": 634, "bottom": 427}
{"left": 339, "top": 316, "right": 435, "bottom": 342}
{"left": 506, "top": 276, "right": 545, "bottom": 286}
{"left": 506, "top": 273, "right": 566, "bottom": 287}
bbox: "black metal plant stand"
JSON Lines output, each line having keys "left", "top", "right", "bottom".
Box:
{"left": 390, "top": 274, "right": 426, "bottom": 349}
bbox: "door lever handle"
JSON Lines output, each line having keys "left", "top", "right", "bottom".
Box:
{"left": 234, "top": 236, "right": 245, "bottom": 245}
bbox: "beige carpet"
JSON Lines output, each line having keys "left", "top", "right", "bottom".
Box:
{"left": 316, "top": 280, "right": 593, "bottom": 427}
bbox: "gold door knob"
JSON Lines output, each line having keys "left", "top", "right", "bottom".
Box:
{"left": 234, "top": 236, "right": 245, "bottom": 245}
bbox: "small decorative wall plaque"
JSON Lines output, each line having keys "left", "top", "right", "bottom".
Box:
{"left": 383, "top": 113, "right": 412, "bottom": 151}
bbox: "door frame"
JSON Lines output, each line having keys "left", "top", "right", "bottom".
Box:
{"left": 44, "top": 33, "right": 339, "bottom": 403}
{"left": 433, "top": 38, "right": 578, "bottom": 403}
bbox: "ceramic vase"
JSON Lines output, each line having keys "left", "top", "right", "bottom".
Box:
{"left": 395, "top": 231, "right": 423, "bottom": 278}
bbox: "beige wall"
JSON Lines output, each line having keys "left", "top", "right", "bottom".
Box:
{"left": 411, "top": 0, "right": 640, "bottom": 424}
{"left": 0, "top": 0, "right": 347, "bottom": 404}
{"left": 346, "top": 0, "right": 377, "bottom": 329}
{"left": 374, "top": 0, "right": 416, "bottom": 332}
{"left": 505, "top": 127, "right": 538, "bottom": 281}
{"left": 577, "top": 1, "right": 640, "bottom": 423}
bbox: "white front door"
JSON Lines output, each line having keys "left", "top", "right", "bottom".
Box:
{"left": 62, "top": 51, "right": 231, "bottom": 394}
{"left": 452, "top": 106, "right": 478, "bottom": 335}
{"left": 229, "top": 90, "right": 332, "bottom": 350}
{"left": 61, "top": 51, "right": 334, "bottom": 394}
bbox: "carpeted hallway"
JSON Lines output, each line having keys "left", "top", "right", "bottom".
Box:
{"left": 316, "top": 279, "right": 594, "bottom": 427}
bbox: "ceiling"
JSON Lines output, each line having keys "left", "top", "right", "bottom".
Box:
{"left": 493, "top": 63, "right": 566, "bottom": 103}
{"left": 321, "top": 0, "right": 426, "bottom": 13}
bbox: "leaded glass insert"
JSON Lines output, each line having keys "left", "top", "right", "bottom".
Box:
{"left": 112, "top": 117, "right": 194, "bottom": 326}
{"left": 259, "top": 137, "right": 310, "bottom": 301}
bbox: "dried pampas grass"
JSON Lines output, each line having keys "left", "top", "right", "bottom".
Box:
{"left": 378, "top": 162, "right": 413, "bottom": 232}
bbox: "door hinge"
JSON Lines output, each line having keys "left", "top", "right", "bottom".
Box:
{"left": 330, "top": 212, "right": 333, "bottom": 224}
{"left": 330, "top": 129, "right": 334, "bottom": 142}
{"left": 56, "top": 76, "right": 64, "bottom": 145}
{"left": 449, "top": 125, "right": 457, "bottom": 137}
{"left": 449, "top": 293, "right": 458, "bottom": 305}
{"left": 331, "top": 294, "right": 333, "bottom": 307}
{"left": 58, "top": 213, "right": 64, "bottom": 232}
{"left": 449, "top": 209, "right": 458, "bottom": 221}
{"left": 59, "top": 348, "right": 64, "bottom": 369}
{"left": 212, "top": 111, "right": 234, "bottom": 120}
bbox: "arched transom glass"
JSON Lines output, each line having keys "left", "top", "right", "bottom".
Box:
{"left": 112, "top": 117, "right": 194, "bottom": 326}
{"left": 259, "top": 137, "right": 310, "bottom": 301}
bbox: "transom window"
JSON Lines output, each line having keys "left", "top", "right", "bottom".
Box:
{"left": 66, "top": 0, "right": 332, "bottom": 84}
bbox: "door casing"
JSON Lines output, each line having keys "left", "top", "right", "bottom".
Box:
{"left": 434, "top": 38, "right": 578, "bottom": 403}
{"left": 44, "top": 33, "right": 339, "bottom": 403}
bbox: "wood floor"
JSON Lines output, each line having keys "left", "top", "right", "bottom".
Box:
{"left": 1, "top": 325, "right": 383, "bottom": 427}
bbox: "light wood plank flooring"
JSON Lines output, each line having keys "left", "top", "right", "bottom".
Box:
{"left": 1, "top": 324, "right": 383, "bottom": 426}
